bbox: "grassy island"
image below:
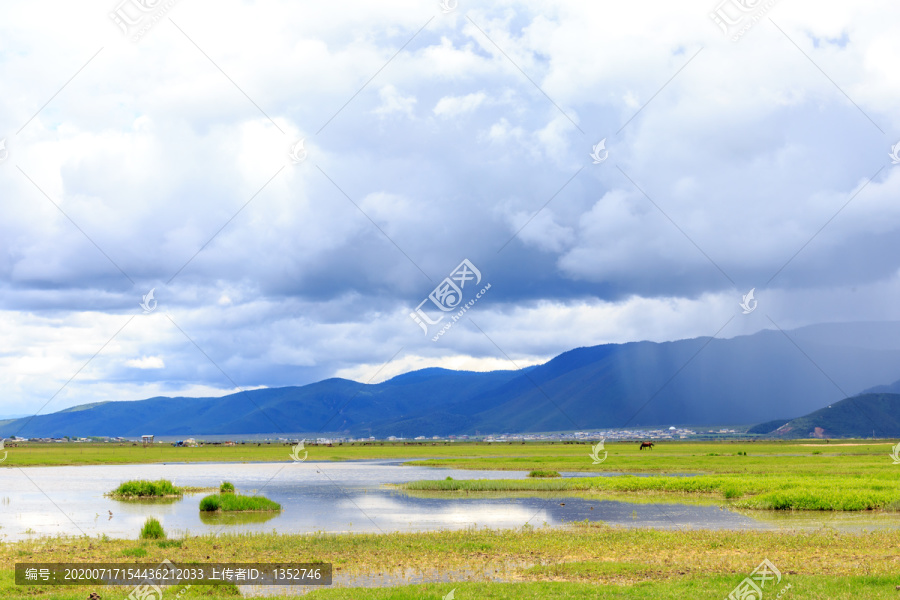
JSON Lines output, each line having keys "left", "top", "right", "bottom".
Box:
{"left": 107, "top": 479, "right": 183, "bottom": 499}
{"left": 199, "top": 493, "right": 281, "bottom": 512}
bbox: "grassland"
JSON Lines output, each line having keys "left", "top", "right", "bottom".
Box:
{"left": 2, "top": 577, "right": 898, "bottom": 599}
{"left": 0, "top": 440, "right": 505, "bottom": 466}
{"left": 1, "top": 526, "right": 899, "bottom": 599}
{"left": 0, "top": 438, "right": 895, "bottom": 469}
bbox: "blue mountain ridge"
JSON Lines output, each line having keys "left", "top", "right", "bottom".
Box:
{"left": 4, "top": 322, "right": 900, "bottom": 438}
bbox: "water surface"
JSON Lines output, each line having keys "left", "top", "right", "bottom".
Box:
{"left": 1, "top": 460, "right": 896, "bottom": 541}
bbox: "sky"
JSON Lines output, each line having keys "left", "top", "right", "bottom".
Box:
{"left": 1, "top": 0, "right": 899, "bottom": 416}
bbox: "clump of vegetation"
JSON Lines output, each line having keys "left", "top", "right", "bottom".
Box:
{"left": 528, "top": 470, "right": 561, "bottom": 478}
{"left": 736, "top": 451, "right": 747, "bottom": 456}
{"left": 140, "top": 517, "right": 166, "bottom": 540}
{"left": 120, "top": 547, "right": 148, "bottom": 557}
{"left": 199, "top": 493, "right": 281, "bottom": 512}
{"left": 722, "top": 484, "right": 743, "bottom": 499}
{"left": 108, "top": 479, "right": 183, "bottom": 498}
{"left": 220, "top": 481, "right": 235, "bottom": 493}
{"left": 199, "top": 495, "right": 220, "bottom": 511}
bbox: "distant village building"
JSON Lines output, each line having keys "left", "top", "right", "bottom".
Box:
{"left": 141, "top": 435, "right": 154, "bottom": 446}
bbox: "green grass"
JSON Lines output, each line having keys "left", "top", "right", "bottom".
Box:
{"left": 2, "top": 439, "right": 893, "bottom": 469}
{"left": 299, "top": 578, "right": 900, "bottom": 599}
{"left": 404, "top": 440, "right": 899, "bottom": 476}
{"left": 0, "top": 578, "right": 897, "bottom": 600}
{"left": 139, "top": 517, "right": 165, "bottom": 540}
{"left": 527, "top": 469, "right": 561, "bottom": 478}
{"left": 4, "top": 526, "right": 898, "bottom": 576}
{"left": 107, "top": 479, "right": 183, "bottom": 498}
{"left": 2, "top": 577, "right": 898, "bottom": 600}
{"left": 220, "top": 481, "right": 235, "bottom": 493}
{"left": 0, "top": 440, "right": 517, "bottom": 466}
{"left": 199, "top": 493, "right": 281, "bottom": 512}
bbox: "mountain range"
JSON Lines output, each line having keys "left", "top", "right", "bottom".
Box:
{"left": 748, "top": 392, "right": 900, "bottom": 438}
{"left": 3, "top": 321, "right": 900, "bottom": 439}
{"left": 747, "top": 372, "right": 900, "bottom": 438}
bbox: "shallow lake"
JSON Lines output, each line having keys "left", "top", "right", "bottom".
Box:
{"left": 1, "top": 460, "right": 897, "bottom": 541}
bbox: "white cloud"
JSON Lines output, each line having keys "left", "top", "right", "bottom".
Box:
{"left": 125, "top": 356, "right": 165, "bottom": 369}
{"left": 433, "top": 91, "right": 487, "bottom": 118}
{"left": 0, "top": 0, "right": 899, "bottom": 414}
{"left": 334, "top": 354, "right": 546, "bottom": 384}
{"left": 374, "top": 84, "right": 417, "bottom": 117}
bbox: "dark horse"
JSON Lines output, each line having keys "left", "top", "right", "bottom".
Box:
{"left": 639, "top": 441, "right": 654, "bottom": 450}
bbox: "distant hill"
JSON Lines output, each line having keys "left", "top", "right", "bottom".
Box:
{"left": 4, "top": 322, "right": 900, "bottom": 438}
{"left": 862, "top": 378, "right": 900, "bottom": 394}
{"left": 746, "top": 419, "right": 792, "bottom": 435}
{"left": 765, "top": 393, "right": 900, "bottom": 438}
{"left": 0, "top": 370, "right": 522, "bottom": 438}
